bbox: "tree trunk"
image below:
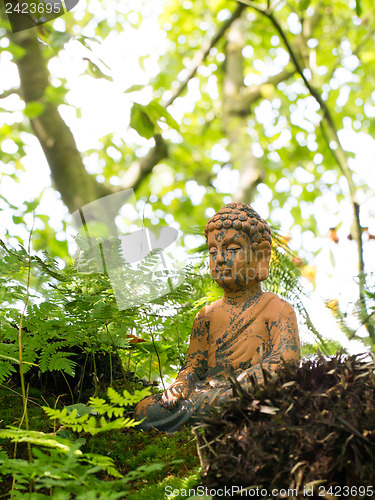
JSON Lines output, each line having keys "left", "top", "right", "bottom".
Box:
{"left": 11, "top": 29, "right": 112, "bottom": 213}
{"left": 223, "top": 15, "right": 293, "bottom": 204}
{"left": 223, "top": 14, "right": 263, "bottom": 204}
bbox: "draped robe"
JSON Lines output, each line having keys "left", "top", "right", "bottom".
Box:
{"left": 133, "top": 292, "right": 299, "bottom": 433}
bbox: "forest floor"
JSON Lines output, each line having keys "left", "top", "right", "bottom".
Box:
{"left": 0, "top": 384, "right": 202, "bottom": 499}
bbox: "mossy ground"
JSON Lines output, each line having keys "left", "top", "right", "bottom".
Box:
{"left": 0, "top": 384, "right": 201, "bottom": 499}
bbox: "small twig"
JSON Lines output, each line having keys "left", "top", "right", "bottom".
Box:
{"left": 0, "top": 384, "right": 42, "bottom": 407}
{"left": 104, "top": 323, "right": 131, "bottom": 388}
{"left": 146, "top": 320, "right": 165, "bottom": 390}
{"left": 200, "top": 432, "right": 218, "bottom": 458}
{"left": 236, "top": 0, "right": 373, "bottom": 338}
{"left": 16, "top": 211, "right": 35, "bottom": 465}
{"left": 163, "top": 3, "right": 246, "bottom": 108}
{"left": 197, "top": 436, "right": 221, "bottom": 451}
{"left": 61, "top": 371, "right": 74, "bottom": 403}
{"left": 191, "top": 426, "right": 209, "bottom": 472}
{"left": 142, "top": 193, "right": 151, "bottom": 228}
{"left": 77, "top": 352, "right": 89, "bottom": 403}
{"left": 0, "top": 88, "right": 21, "bottom": 99}
{"left": 347, "top": 310, "right": 375, "bottom": 342}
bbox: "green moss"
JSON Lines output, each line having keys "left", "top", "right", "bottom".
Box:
{"left": 0, "top": 384, "right": 201, "bottom": 497}
{"left": 86, "top": 425, "right": 199, "bottom": 485}
{"left": 0, "top": 386, "right": 52, "bottom": 456}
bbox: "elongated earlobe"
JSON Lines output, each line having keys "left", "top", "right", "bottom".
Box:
{"left": 256, "top": 259, "right": 270, "bottom": 282}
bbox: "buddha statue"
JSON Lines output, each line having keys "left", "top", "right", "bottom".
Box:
{"left": 134, "top": 202, "right": 300, "bottom": 433}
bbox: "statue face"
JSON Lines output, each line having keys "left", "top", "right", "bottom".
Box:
{"left": 207, "top": 228, "right": 262, "bottom": 292}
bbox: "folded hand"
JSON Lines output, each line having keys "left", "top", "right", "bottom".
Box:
{"left": 161, "top": 383, "right": 188, "bottom": 409}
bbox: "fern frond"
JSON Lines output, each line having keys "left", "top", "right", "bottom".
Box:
{"left": 0, "top": 427, "right": 82, "bottom": 454}
{"left": 0, "top": 358, "right": 17, "bottom": 383}
{"left": 43, "top": 405, "right": 140, "bottom": 435}
{"left": 106, "top": 387, "right": 151, "bottom": 407}
{"left": 39, "top": 342, "right": 76, "bottom": 376}
{"left": 83, "top": 453, "right": 123, "bottom": 478}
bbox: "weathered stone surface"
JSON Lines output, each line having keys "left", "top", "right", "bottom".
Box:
{"left": 134, "top": 202, "right": 300, "bottom": 433}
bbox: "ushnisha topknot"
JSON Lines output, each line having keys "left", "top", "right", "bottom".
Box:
{"left": 205, "top": 202, "right": 272, "bottom": 256}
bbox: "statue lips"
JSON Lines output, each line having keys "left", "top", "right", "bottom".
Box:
{"left": 214, "top": 267, "right": 232, "bottom": 277}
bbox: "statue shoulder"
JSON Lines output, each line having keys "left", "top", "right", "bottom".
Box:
{"left": 194, "top": 303, "right": 214, "bottom": 324}
{"left": 194, "top": 299, "right": 221, "bottom": 323}
{"left": 262, "top": 292, "right": 296, "bottom": 320}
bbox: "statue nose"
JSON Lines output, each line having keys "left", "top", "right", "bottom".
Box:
{"left": 216, "top": 251, "right": 225, "bottom": 263}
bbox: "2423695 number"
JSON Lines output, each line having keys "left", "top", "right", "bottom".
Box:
{"left": 318, "top": 485, "right": 374, "bottom": 497}
{"left": 5, "top": 3, "right": 61, "bottom": 14}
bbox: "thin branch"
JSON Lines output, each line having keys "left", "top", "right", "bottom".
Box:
{"left": 236, "top": 0, "right": 372, "bottom": 338}
{"left": 238, "top": 1, "right": 339, "bottom": 139}
{"left": 9, "top": 28, "right": 112, "bottom": 212}
{"left": 146, "top": 321, "right": 165, "bottom": 391}
{"left": 0, "top": 384, "right": 42, "bottom": 407}
{"left": 163, "top": 3, "right": 246, "bottom": 108}
{"left": 242, "top": 68, "right": 295, "bottom": 109}
{"left": 0, "top": 88, "right": 21, "bottom": 99}
{"left": 264, "top": 7, "right": 366, "bottom": 296}
{"left": 118, "top": 134, "right": 168, "bottom": 191}
{"left": 17, "top": 212, "right": 35, "bottom": 464}
{"left": 117, "top": 4, "right": 245, "bottom": 195}
{"left": 327, "top": 27, "right": 375, "bottom": 82}
{"left": 191, "top": 425, "right": 209, "bottom": 472}
{"left": 104, "top": 322, "right": 133, "bottom": 390}
{"left": 318, "top": 118, "right": 365, "bottom": 291}
{"left": 236, "top": 0, "right": 356, "bottom": 194}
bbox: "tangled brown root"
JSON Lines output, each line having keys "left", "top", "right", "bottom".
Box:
{"left": 195, "top": 353, "right": 375, "bottom": 496}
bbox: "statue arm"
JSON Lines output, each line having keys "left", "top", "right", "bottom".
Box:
{"left": 161, "top": 308, "right": 209, "bottom": 408}
{"left": 236, "top": 299, "right": 300, "bottom": 384}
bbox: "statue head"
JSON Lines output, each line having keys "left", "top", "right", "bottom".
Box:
{"left": 205, "top": 202, "right": 272, "bottom": 291}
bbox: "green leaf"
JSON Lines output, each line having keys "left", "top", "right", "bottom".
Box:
{"left": 146, "top": 100, "right": 180, "bottom": 131}
{"left": 50, "top": 31, "right": 73, "bottom": 50}
{"left": 124, "top": 84, "right": 146, "bottom": 93}
{"left": 0, "top": 427, "right": 82, "bottom": 454}
{"left": 355, "top": 0, "right": 362, "bottom": 16}
{"left": 329, "top": 250, "right": 335, "bottom": 267}
{"left": 65, "top": 403, "right": 93, "bottom": 417}
{"left": 130, "top": 103, "right": 155, "bottom": 139}
{"left": 83, "top": 58, "right": 113, "bottom": 81}
{"left": 24, "top": 102, "right": 45, "bottom": 119}
{"left": 300, "top": 0, "right": 311, "bottom": 10}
